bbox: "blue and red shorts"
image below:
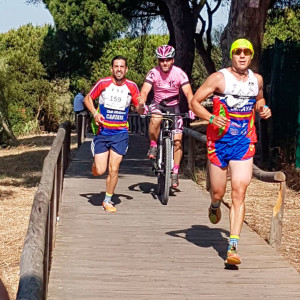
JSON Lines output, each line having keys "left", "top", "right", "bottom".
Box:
{"left": 207, "top": 139, "right": 255, "bottom": 168}
{"left": 91, "top": 132, "right": 129, "bottom": 156}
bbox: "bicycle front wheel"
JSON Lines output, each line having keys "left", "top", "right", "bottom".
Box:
{"left": 158, "top": 137, "right": 172, "bottom": 205}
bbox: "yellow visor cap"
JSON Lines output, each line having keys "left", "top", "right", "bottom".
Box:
{"left": 230, "top": 39, "right": 254, "bottom": 59}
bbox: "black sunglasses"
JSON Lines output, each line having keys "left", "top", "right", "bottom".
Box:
{"left": 158, "top": 58, "right": 173, "bottom": 62}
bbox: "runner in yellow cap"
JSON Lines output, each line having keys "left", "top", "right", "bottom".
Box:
{"left": 190, "top": 38, "right": 271, "bottom": 266}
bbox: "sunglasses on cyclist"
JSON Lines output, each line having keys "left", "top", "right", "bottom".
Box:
{"left": 158, "top": 58, "right": 173, "bottom": 62}
{"left": 231, "top": 48, "right": 253, "bottom": 56}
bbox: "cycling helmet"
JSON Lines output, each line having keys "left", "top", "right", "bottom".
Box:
{"left": 155, "top": 45, "right": 175, "bottom": 59}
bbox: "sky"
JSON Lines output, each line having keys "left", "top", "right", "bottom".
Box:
{"left": 0, "top": 0, "right": 228, "bottom": 34}
{"left": 0, "top": 0, "right": 54, "bottom": 33}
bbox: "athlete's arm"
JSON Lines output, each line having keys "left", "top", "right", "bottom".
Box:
{"left": 127, "top": 82, "right": 145, "bottom": 115}
{"left": 254, "top": 74, "right": 272, "bottom": 119}
{"left": 140, "top": 81, "right": 152, "bottom": 105}
{"left": 84, "top": 94, "right": 104, "bottom": 125}
{"left": 190, "top": 72, "right": 228, "bottom": 128}
{"left": 181, "top": 83, "right": 193, "bottom": 104}
{"left": 134, "top": 95, "right": 145, "bottom": 115}
{"left": 132, "top": 96, "right": 147, "bottom": 115}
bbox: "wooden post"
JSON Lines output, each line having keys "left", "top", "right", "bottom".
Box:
{"left": 187, "top": 135, "right": 195, "bottom": 176}
{"left": 137, "top": 115, "right": 142, "bottom": 134}
{"left": 269, "top": 181, "right": 286, "bottom": 251}
{"left": 81, "top": 114, "right": 87, "bottom": 145}
{"left": 43, "top": 203, "right": 50, "bottom": 298}
{"left": 145, "top": 116, "right": 149, "bottom": 138}
{"left": 77, "top": 114, "right": 82, "bottom": 147}
{"left": 60, "top": 122, "right": 71, "bottom": 173}
{"left": 56, "top": 151, "right": 63, "bottom": 215}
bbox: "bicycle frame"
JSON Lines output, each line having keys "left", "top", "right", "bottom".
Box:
{"left": 156, "top": 112, "right": 174, "bottom": 172}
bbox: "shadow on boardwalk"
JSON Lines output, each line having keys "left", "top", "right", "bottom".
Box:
{"left": 47, "top": 134, "right": 300, "bottom": 299}
{"left": 166, "top": 225, "right": 229, "bottom": 261}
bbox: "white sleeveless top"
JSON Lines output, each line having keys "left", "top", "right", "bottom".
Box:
{"left": 217, "top": 68, "right": 258, "bottom": 109}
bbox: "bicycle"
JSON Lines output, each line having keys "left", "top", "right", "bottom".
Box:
{"left": 144, "top": 110, "right": 189, "bottom": 205}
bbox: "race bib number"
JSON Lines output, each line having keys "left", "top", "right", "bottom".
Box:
{"left": 104, "top": 85, "right": 128, "bottom": 111}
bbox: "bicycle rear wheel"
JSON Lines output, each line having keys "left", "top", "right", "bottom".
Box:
{"left": 158, "top": 137, "right": 172, "bottom": 205}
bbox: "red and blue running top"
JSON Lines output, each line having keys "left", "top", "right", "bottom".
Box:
{"left": 207, "top": 68, "right": 259, "bottom": 145}
{"left": 89, "top": 77, "right": 140, "bottom": 135}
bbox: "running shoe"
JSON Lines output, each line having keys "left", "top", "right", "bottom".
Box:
{"left": 226, "top": 245, "right": 241, "bottom": 265}
{"left": 103, "top": 201, "right": 116, "bottom": 213}
{"left": 171, "top": 173, "right": 179, "bottom": 188}
{"left": 208, "top": 204, "right": 221, "bottom": 224}
{"left": 147, "top": 146, "right": 157, "bottom": 159}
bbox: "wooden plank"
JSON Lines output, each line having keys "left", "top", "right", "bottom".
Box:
{"left": 47, "top": 134, "right": 300, "bottom": 299}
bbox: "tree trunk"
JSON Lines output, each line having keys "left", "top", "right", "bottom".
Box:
{"left": 163, "top": 0, "right": 195, "bottom": 78}
{"left": 158, "top": 2, "right": 176, "bottom": 47}
{"left": 220, "top": 0, "right": 273, "bottom": 71}
{"left": 0, "top": 111, "right": 16, "bottom": 143}
{"left": 195, "top": 34, "right": 217, "bottom": 75}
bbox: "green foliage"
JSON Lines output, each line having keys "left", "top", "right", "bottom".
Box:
{"left": 89, "top": 35, "right": 168, "bottom": 89}
{"left": 263, "top": 7, "right": 300, "bottom": 47}
{"left": 0, "top": 25, "right": 72, "bottom": 136}
{"left": 89, "top": 33, "right": 222, "bottom": 93}
{"left": 42, "top": 0, "right": 129, "bottom": 76}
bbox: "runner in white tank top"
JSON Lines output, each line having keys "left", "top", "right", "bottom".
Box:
{"left": 190, "top": 39, "right": 272, "bottom": 266}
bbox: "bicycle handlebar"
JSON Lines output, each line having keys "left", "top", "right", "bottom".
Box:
{"left": 141, "top": 113, "right": 189, "bottom": 118}
{"left": 140, "top": 105, "right": 189, "bottom": 118}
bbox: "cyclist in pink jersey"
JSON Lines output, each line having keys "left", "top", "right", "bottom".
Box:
{"left": 84, "top": 55, "right": 145, "bottom": 213}
{"left": 140, "top": 45, "right": 194, "bottom": 188}
{"left": 190, "top": 39, "right": 271, "bottom": 265}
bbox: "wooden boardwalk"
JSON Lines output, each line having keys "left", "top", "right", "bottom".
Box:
{"left": 47, "top": 133, "right": 300, "bottom": 299}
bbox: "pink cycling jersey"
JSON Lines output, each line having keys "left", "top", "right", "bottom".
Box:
{"left": 145, "top": 65, "right": 190, "bottom": 106}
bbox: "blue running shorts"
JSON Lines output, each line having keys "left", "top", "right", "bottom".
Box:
{"left": 91, "top": 132, "right": 129, "bottom": 156}
{"left": 207, "top": 139, "right": 255, "bottom": 168}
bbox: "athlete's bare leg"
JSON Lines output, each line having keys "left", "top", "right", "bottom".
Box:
{"left": 106, "top": 149, "right": 123, "bottom": 195}
{"left": 228, "top": 158, "right": 253, "bottom": 236}
{"left": 173, "top": 133, "right": 183, "bottom": 166}
{"left": 148, "top": 114, "right": 162, "bottom": 142}
{"left": 94, "top": 151, "right": 109, "bottom": 175}
{"left": 209, "top": 161, "right": 228, "bottom": 204}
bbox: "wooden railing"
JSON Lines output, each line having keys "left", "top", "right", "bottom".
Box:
{"left": 128, "top": 112, "right": 149, "bottom": 137}
{"left": 183, "top": 126, "right": 286, "bottom": 252}
{"left": 17, "top": 121, "right": 71, "bottom": 300}
{"left": 75, "top": 112, "right": 88, "bottom": 147}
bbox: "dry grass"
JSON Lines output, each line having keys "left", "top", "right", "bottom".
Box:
{"left": 0, "top": 133, "right": 77, "bottom": 300}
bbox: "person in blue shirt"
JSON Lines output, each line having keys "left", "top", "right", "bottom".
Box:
{"left": 73, "top": 89, "right": 86, "bottom": 113}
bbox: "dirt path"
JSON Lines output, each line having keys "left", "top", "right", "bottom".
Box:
{"left": 0, "top": 133, "right": 299, "bottom": 299}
